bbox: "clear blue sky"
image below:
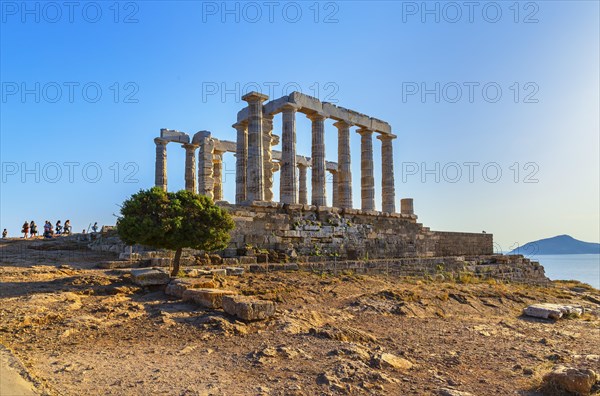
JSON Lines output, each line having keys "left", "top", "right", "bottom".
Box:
{"left": 1, "top": 1, "right": 598, "bottom": 250}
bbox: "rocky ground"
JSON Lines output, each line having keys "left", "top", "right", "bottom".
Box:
{"left": 0, "top": 238, "right": 599, "bottom": 395}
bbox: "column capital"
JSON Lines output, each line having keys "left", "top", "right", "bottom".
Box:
{"left": 306, "top": 111, "right": 327, "bottom": 122}
{"left": 333, "top": 120, "right": 353, "bottom": 129}
{"left": 327, "top": 168, "right": 338, "bottom": 174}
{"left": 356, "top": 128, "right": 373, "bottom": 136}
{"left": 280, "top": 103, "right": 300, "bottom": 112}
{"left": 242, "top": 91, "right": 269, "bottom": 103}
{"left": 154, "top": 137, "right": 168, "bottom": 146}
{"left": 376, "top": 133, "right": 397, "bottom": 141}
{"left": 297, "top": 162, "right": 308, "bottom": 169}
{"left": 182, "top": 143, "right": 198, "bottom": 150}
{"left": 232, "top": 121, "right": 248, "bottom": 130}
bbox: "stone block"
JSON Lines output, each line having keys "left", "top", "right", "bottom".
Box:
{"left": 523, "top": 303, "right": 583, "bottom": 320}
{"left": 182, "top": 288, "right": 237, "bottom": 309}
{"left": 151, "top": 257, "right": 171, "bottom": 267}
{"left": 165, "top": 278, "right": 217, "bottom": 298}
{"left": 226, "top": 267, "right": 245, "bottom": 276}
{"left": 97, "top": 260, "right": 140, "bottom": 269}
{"left": 119, "top": 252, "right": 141, "bottom": 260}
{"left": 210, "top": 268, "right": 227, "bottom": 276}
{"left": 222, "top": 295, "right": 276, "bottom": 321}
{"left": 130, "top": 268, "right": 170, "bottom": 286}
{"left": 239, "top": 256, "right": 257, "bottom": 264}
{"left": 222, "top": 257, "right": 239, "bottom": 266}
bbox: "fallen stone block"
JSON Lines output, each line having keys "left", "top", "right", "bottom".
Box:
{"left": 185, "top": 268, "right": 212, "bottom": 277}
{"left": 222, "top": 295, "right": 276, "bottom": 321}
{"left": 151, "top": 257, "right": 171, "bottom": 267}
{"left": 523, "top": 303, "right": 583, "bottom": 320}
{"left": 165, "top": 279, "right": 217, "bottom": 298}
{"left": 210, "top": 268, "right": 227, "bottom": 276}
{"left": 182, "top": 288, "right": 237, "bottom": 309}
{"left": 97, "top": 260, "right": 140, "bottom": 269}
{"left": 542, "top": 366, "right": 597, "bottom": 395}
{"left": 226, "top": 267, "right": 244, "bottom": 276}
{"left": 130, "top": 268, "right": 170, "bottom": 286}
{"left": 284, "top": 263, "right": 299, "bottom": 271}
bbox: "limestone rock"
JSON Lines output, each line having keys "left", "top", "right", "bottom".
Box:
{"left": 182, "top": 288, "right": 237, "bottom": 309}
{"left": 165, "top": 279, "right": 217, "bottom": 298}
{"left": 437, "top": 389, "right": 475, "bottom": 396}
{"left": 542, "top": 366, "right": 597, "bottom": 395}
{"left": 226, "top": 267, "right": 244, "bottom": 276}
{"left": 523, "top": 303, "right": 583, "bottom": 320}
{"left": 130, "top": 268, "right": 170, "bottom": 286}
{"left": 222, "top": 295, "right": 276, "bottom": 321}
{"left": 373, "top": 353, "right": 413, "bottom": 371}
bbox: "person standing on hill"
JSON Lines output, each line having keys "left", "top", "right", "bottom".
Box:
{"left": 2, "top": 229, "right": 7, "bottom": 238}
{"left": 63, "top": 220, "right": 71, "bottom": 235}
{"left": 55, "top": 220, "right": 62, "bottom": 235}
{"left": 22, "top": 221, "right": 30, "bottom": 238}
{"left": 30, "top": 221, "right": 38, "bottom": 238}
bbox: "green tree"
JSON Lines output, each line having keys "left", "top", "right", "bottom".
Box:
{"left": 117, "top": 187, "right": 235, "bottom": 276}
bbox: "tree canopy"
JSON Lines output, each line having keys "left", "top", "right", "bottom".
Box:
{"left": 117, "top": 187, "right": 235, "bottom": 276}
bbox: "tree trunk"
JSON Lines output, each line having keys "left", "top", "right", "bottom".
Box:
{"left": 171, "top": 248, "right": 183, "bottom": 277}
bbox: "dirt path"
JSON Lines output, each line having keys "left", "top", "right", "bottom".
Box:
{"left": 1, "top": 346, "right": 37, "bottom": 396}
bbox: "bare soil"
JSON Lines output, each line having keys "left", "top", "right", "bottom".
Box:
{"left": 1, "top": 238, "right": 599, "bottom": 395}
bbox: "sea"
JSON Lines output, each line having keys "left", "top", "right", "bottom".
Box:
{"left": 529, "top": 254, "right": 600, "bottom": 289}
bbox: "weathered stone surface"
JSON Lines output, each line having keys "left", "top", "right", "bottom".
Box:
{"left": 437, "top": 389, "right": 475, "bottom": 396}
{"left": 209, "top": 268, "right": 227, "bottom": 276}
{"left": 308, "top": 112, "right": 327, "bottom": 206}
{"left": 542, "top": 366, "right": 597, "bottom": 395}
{"left": 119, "top": 252, "right": 140, "bottom": 260}
{"left": 165, "top": 278, "right": 217, "bottom": 298}
{"left": 226, "top": 267, "right": 244, "bottom": 276}
{"left": 97, "top": 260, "right": 140, "bottom": 269}
{"left": 151, "top": 257, "right": 171, "bottom": 267}
{"left": 222, "top": 295, "right": 276, "bottom": 321}
{"left": 523, "top": 303, "right": 583, "bottom": 320}
{"left": 373, "top": 353, "right": 413, "bottom": 371}
{"left": 239, "top": 256, "right": 257, "bottom": 265}
{"left": 130, "top": 269, "right": 170, "bottom": 286}
{"left": 357, "top": 128, "right": 375, "bottom": 211}
{"left": 182, "top": 288, "right": 237, "bottom": 309}
{"left": 378, "top": 134, "right": 396, "bottom": 213}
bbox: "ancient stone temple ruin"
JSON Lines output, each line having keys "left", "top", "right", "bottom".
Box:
{"left": 153, "top": 91, "right": 493, "bottom": 260}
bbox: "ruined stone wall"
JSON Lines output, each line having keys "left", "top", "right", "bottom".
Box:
{"left": 432, "top": 231, "right": 493, "bottom": 257}
{"left": 221, "top": 202, "right": 441, "bottom": 259}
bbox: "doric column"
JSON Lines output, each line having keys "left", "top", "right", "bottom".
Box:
{"left": 154, "top": 138, "right": 168, "bottom": 191}
{"left": 378, "top": 134, "right": 397, "bottom": 213}
{"left": 308, "top": 112, "right": 327, "bottom": 206}
{"left": 242, "top": 91, "right": 269, "bottom": 202}
{"left": 334, "top": 120, "right": 353, "bottom": 209}
{"left": 357, "top": 128, "right": 375, "bottom": 211}
{"left": 280, "top": 103, "right": 299, "bottom": 204}
{"left": 233, "top": 122, "right": 248, "bottom": 204}
{"left": 263, "top": 114, "right": 274, "bottom": 201}
{"left": 197, "top": 133, "right": 215, "bottom": 199}
{"left": 182, "top": 143, "right": 198, "bottom": 193}
{"left": 329, "top": 169, "right": 339, "bottom": 208}
{"left": 297, "top": 163, "right": 308, "bottom": 205}
{"left": 213, "top": 151, "right": 224, "bottom": 201}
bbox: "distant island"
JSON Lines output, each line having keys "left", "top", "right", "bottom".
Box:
{"left": 509, "top": 234, "right": 600, "bottom": 255}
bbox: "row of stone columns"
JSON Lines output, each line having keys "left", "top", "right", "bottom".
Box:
{"left": 154, "top": 95, "right": 396, "bottom": 213}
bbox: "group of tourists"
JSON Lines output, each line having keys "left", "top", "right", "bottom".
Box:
{"left": 0, "top": 221, "right": 101, "bottom": 239}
